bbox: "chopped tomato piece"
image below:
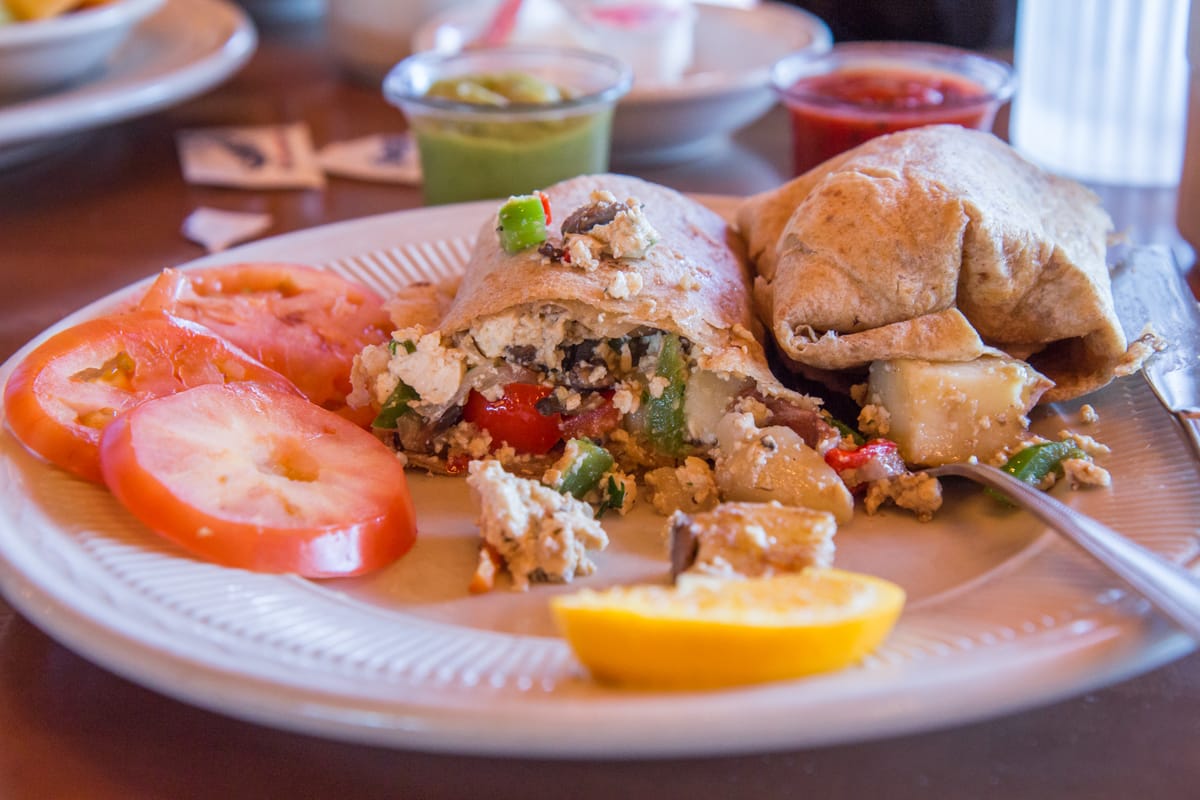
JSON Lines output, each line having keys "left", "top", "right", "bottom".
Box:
{"left": 137, "top": 262, "right": 391, "bottom": 423}
{"left": 99, "top": 383, "right": 417, "bottom": 577}
{"left": 463, "top": 383, "right": 562, "bottom": 455}
{"left": 559, "top": 394, "right": 621, "bottom": 441}
{"left": 825, "top": 439, "right": 907, "bottom": 488}
{"left": 3, "top": 311, "right": 299, "bottom": 482}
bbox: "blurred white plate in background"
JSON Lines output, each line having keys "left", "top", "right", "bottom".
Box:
{"left": 0, "top": 0, "right": 165, "bottom": 99}
{"left": 0, "top": 0, "right": 256, "bottom": 169}
{"left": 409, "top": 1, "right": 831, "bottom": 164}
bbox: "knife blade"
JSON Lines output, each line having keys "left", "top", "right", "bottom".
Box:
{"left": 1110, "top": 245, "right": 1200, "bottom": 460}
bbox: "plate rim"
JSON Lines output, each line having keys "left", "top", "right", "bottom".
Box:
{"left": 0, "top": 199, "right": 1197, "bottom": 758}
{"left": 0, "top": 0, "right": 256, "bottom": 151}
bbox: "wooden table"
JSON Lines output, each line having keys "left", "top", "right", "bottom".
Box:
{"left": 1, "top": 17, "right": 1197, "bottom": 800}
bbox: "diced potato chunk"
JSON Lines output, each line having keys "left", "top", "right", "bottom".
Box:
{"left": 683, "top": 369, "right": 750, "bottom": 445}
{"left": 669, "top": 501, "right": 836, "bottom": 580}
{"left": 714, "top": 412, "right": 854, "bottom": 523}
{"left": 862, "top": 357, "right": 1052, "bottom": 466}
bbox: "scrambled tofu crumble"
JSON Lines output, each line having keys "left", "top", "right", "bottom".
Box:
{"left": 467, "top": 460, "right": 608, "bottom": 591}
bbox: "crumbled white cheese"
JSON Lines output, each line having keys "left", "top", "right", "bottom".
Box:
{"left": 466, "top": 460, "right": 609, "bottom": 591}
{"left": 1079, "top": 404, "right": 1099, "bottom": 424}
{"left": 588, "top": 196, "right": 659, "bottom": 259}
{"left": 605, "top": 270, "right": 644, "bottom": 300}
{"left": 389, "top": 328, "right": 466, "bottom": 407}
{"left": 348, "top": 327, "right": 465, "bottom": 411}
{"left": 611, "top": 384, "right": 641, "bottom": 415}
{"left": 566, "top": 235, "right": 601, "bottom": 271}
{"left": 647, "top": 375, "right": 670, "bottom": 399}
{"left": 469, "top": 310, "right": 569, "bottom": 367}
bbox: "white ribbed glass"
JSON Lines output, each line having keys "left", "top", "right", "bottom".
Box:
{"left": 1011, "top": 0, "right": 1190, "bottom": 186}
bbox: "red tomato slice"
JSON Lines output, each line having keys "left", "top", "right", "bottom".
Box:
{"left": 99, "top": 382, "right": 417, "bottom": 577}
{"left": 3, "top": 311, "right": 300, "bottom": 482}
{"left": 137, "top": 263, "right": 391, "bottom": 423}
{"left": 463, "top": 383, "right": 562, "bottom": 455}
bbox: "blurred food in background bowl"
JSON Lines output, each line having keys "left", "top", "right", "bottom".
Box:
{"left": 390, "top": 0, "right": 832, "bottom": 164}
{"left": 0, "top": 0, "right": 165, "bottom": 99}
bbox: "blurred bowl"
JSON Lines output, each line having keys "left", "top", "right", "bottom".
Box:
{"left": 327, "top": 0, "right": 467, "bottom": 85}
{"left": 0, "top": 0, "right": 166, "bottom": 100}
{"left": 405, "top": 0, "right": 832, "bottom": 164}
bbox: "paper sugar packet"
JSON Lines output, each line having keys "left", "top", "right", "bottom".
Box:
{"left": 177, "top": 124, "right": 325, "bottom": 190}
{"left": 317, "top": 133, "right": 422, "bottom": 185}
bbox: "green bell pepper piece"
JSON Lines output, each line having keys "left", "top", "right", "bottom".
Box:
{"left": 645, "top": 333, "right": 688, "bottom": 457}
{"left": 496, "top": 194, "right": 547, "bottom": 254}
{"left": 987, "top": 440, "right": 1089, "bottom": 503}
{"left": 372, "top": 380, "right": 420, "bottom": 430}
{"left": 553, "top": 439, "right": 615, "bottom": 500}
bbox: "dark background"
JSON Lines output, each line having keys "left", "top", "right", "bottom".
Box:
{"left": 785, "top": 0, "right": 1017, "bottom": 49}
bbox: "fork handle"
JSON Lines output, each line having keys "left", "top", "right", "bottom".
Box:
{"left": 935, "top": 463, "right": 1200, "bottom": 640}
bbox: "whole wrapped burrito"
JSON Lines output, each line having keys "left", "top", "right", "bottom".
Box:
{"left": 351, "top": 174, "right": 834, "bottom": 476}
{"left": 738, "top": 125, "right": 1132, "bottom": 402}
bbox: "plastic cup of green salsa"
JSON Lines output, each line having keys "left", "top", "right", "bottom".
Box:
{"left": 384, "top": 47, "right": 633, "bottom": 205}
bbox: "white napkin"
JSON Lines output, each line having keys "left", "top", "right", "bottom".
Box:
{"left": 182, "top": 207, "right": 274, "bottom": 253}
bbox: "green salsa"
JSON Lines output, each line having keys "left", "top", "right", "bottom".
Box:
{"left": 414, "top": 72, "right": 614, "bottom": 205}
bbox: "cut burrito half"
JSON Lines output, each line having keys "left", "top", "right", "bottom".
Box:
{"left": 349, "top": 174, "right": 855, "bottom": 517}
{"left": 738, "top": 125, "right": 1142, "bottom": 404}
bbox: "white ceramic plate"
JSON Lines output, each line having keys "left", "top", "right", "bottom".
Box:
{"left": 0, "top": 199, "right": 1197, "bottom": 758}
{"left": 0, "top": 0, "right": 165, "bottom": 99}
{"left": 0, "top": 0, "right": 256, "bottom": 168}
{"left": 412, "top": 1, "right": 831, "bottom": 164}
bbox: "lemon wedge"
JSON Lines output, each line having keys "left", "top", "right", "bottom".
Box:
{"left": 551, "top": 568, "right": 905, "bottom": 689}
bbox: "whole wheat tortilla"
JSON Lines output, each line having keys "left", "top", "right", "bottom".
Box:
{"left": 738, "top": 125, "right": 1129, "bottom": 402}
{"left": 439, "top": 173, "right": 816, "bottom": 407}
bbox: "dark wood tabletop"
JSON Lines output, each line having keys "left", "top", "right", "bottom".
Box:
{"left": 1, "top": 12, "right": 1197, "bottom": 800}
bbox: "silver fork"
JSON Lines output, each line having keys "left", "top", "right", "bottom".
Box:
{"left": 923, "top": 461, "right": 1200, "bottom": 640}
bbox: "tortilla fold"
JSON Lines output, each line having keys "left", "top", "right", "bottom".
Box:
{"left": 738, "top": 125, "right": 1130, "bottom": 402}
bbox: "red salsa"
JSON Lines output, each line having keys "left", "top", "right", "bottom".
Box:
{"left": 782, "top": 66, "right": 997, "bottom": 174}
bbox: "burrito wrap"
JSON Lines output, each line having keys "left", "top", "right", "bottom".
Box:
{"left": 737, "top": 125, "right": 1128, "bottom": 401}
{"left": 440, "top": 174, "right": 811, "bottom": 404}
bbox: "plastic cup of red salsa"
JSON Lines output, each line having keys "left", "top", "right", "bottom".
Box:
{"left": 772, "top": 41, "right": 1016, "bottom": 175}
